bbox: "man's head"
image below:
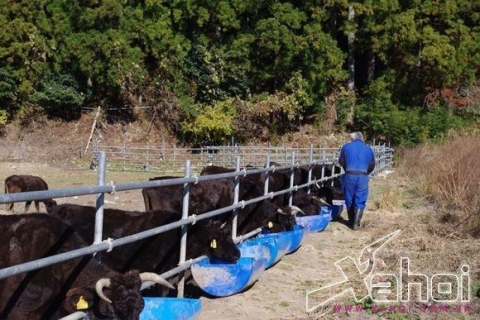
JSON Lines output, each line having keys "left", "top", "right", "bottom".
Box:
{"left": 350, "top": 131, "right": 364, "bottom": 141}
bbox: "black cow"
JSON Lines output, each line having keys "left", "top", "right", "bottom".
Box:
{"left": 310, "top": 163, "right": 344, "bottom": 199}
{"left": 48, "top": 204, "right": 241, "bottom": 292}
{"left": 200, "top": 165, "right": 334, "bottom": 216}
{"left": 198, "top": 167, "right": 301, "bottom": 232}
{"left": 199, "top": 164, "right": 293, "bottom": 208}
{"left": 289, "top": 187, "right": 334, "bottom": 216}
{"left": 0, "top": 214, "right": 172, "bottom": 320}
{"left": 142, "top": 174, "right": 298, "bottom": 236}
{"left": 143, "top": 176, "right": 234, "bottom": 215}
{"left": 202, "top": 163, "right": 323, "bottom": 207}
{"left": 4, "top": 175, "right": 57, "bottom": 213}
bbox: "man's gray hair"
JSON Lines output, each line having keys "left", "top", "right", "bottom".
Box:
{"left": 350, "top": 131, "right": 364, "bottom": 141}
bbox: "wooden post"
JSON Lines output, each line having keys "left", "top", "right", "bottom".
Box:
{"left": 84, "top": 106, "right": 101, "bottom": 155}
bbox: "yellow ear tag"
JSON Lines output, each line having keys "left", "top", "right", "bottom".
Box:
{"left": 210, "top": 239, "right": 217, "bottom": 249}
{"left": 76, "top": 295, "right": 89, "bottom": 310}
{"left": 268, "top": 221, "right": 273, "bottom": 228}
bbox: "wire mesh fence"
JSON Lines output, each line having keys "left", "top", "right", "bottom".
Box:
{"left": 91, "top": 141, "right": 393, "bottom": 174}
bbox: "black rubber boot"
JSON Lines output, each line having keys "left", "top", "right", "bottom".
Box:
{"left": 353, "top": 209, "right": 364, "bottom": 230}
{"left": 347, "top": 206, "right": 355, "bottom": 228}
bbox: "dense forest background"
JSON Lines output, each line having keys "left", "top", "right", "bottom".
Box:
{"left": 0, "top": 0, "right": 479, "bottom": 147}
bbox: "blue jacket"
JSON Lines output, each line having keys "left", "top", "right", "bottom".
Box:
{"left": 338, "top": 139, "right": 376, "bottom": 174}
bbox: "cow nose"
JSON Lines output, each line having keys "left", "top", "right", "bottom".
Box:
{"left": 228, "top": 246, "right": 241, "bottom": 262}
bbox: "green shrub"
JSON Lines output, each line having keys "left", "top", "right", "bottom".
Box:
{"left": 29, "top": 73, "right": 84, "bottom": 121}
{"left": 180, "top": 98, "right": 236, "bottom": 145}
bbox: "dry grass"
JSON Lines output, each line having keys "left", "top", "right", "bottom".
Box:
{"left": 304, "top": 159, "right": 480, "bottom": 320}
{"left": 370, "top": 208, "right": 479, "bottom": 319}
{"left": 396, "top": 133, "right": 480, "bottom": 237}
{"left": 372, "top": 185, "right": 401, "bottom": 212}
{"left": 368, "top": 134, "right": 480, "bottom": 318}
{"left": 308, "top": 205, "right": 480, "bottom": 320}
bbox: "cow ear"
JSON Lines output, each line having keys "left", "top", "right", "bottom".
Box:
{"left": 64, "top": 287, "right": 95, "bottom": 314}
{"left": 209, "top": 219, "right": 231, "bottom": 236}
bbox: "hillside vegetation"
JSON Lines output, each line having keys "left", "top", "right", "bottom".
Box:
{"left": 1, "top": 1, "right": 479, "bottom": 147}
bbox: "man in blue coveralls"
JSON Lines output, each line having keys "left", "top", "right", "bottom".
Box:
{"left": 338, "top": 132, "right": 376, "bottom": 230}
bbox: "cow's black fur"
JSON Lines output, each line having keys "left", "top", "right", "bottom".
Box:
{"left": 0, "top": 214, "right": 160, "bottom": 320}
{"left": 48, "top": 204, "right": 241, "bottom": 289}
{"left": 200, "top": 165, "right": 335, "bottom": 216}
{"left": 142, "top": 173, "right": 297, "bottom": 236}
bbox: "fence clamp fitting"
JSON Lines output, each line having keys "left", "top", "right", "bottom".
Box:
{"left": 237, "top": 235, "right": 244, "bottom": 244}
{"left": 109, "top": 181, "right": 116, "bottom": 195}
{"left": 269, "top": 192, "right": 274, "bottom": 199}
{"left": 294, "top": 185, "right": 298, "bottom": 191}
{"left": 242, "top": 168, "right": 247, "bottom": 177}
{"left": 194, "top": 174, "right": 199, "bottom": 185}
{"left": 191, "top": 214, "right": 197, "bottom": 225}
{"left": 105, "top": 238, "right": 114, "bottom": 252}
{"left": 271, "top": 165, "right": 276, "bottom": 172}
{"left": 241, "top": 200, "right": 246, "bottom": 209}
{"left": 180, "top": 259, "right": 193, "bottom": 267}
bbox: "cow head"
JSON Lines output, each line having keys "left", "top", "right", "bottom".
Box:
{"left": 313, "top": 186, "right": 334, "bottom": 206}
{"left": 203, "top": 220, "right": 241, "bottom": 263}
{"left": 44, "top": 199, "right": 57, "bottom": 214}
{"left": 263, "top": 206, "right": 302, "bottom": 233}
{"left": 63, "top": 270, "right": 173, "bottom": 320}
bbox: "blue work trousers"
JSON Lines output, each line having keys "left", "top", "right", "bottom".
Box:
{"left": 342, "top": 174, "right": 369, "bottom": 210}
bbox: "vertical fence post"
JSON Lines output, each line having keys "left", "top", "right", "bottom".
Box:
{"left": 308, "top": 144, "right": 313, "bottom": 194}
{"left": 321, "top": 161, "right": 326, "bottom": 185}
{"left": 232, "top": 157, "right": 241, "bottom": 239}
{"left": 330, "top": 163, "right": 337, "bottom": 187}
{"left": 264, "top": 155, "right": 271, "bottom": 196}
{"left": 93, "top": 151, "right": 106, "bottom": 262}
{"left": 385, "top": 144, "right": 388, "bottom": 171}
{"left": 288, "top": 152, "right": 295, "bottom": 207}
{"left": 177, "top": 160, "right": 191, "bottom": 298}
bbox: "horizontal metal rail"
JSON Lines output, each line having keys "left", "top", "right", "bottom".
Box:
{"left": 0, "top": 144, "right": 393, "bottom": 291}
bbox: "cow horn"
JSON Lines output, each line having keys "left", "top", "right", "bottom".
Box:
{"left": 220, "top": 221, "right": 227, "bottom": 229}
{"left": 315, "top": 178, "right": 321, "bottom": 189}
{"left": 312, "top": 196, "right": 330, "bottom": 206}
{"left": 95, "top": 278, "right": 112, "bottom": 304}
{"left": 139, "top": 272, "right": 175, "bottom": 290}
{"left": 289, "top": 205, "right": 305, "bottom": 216}
{"left": 277, "top": 207, "right": 287, "bottom": 215}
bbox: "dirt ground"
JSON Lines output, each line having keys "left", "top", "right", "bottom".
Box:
{"left": 0, "top": 162, "right": 479, "bottom": 320}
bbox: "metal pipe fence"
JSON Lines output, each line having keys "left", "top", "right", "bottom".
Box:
{"left": 0, "top": 144, "right": 393, "bottom": 308}
{"left": 91, "top": 142, "right": 345, "bottom": 173}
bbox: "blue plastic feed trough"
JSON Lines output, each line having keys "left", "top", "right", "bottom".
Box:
{"left": 191, "top": 256, "right": 267, "bottom": 297}
{"left": 295, "top": 208, "right": 331, "bottom": 232}
{"left": 258, "top": 231, "right": 291, "bottom": 266}
{"left": 330, "top": 200, "right": 346, "bottom": 221}
{"left": 259, "top": 224, "right": 308, "bottom": 258}
{"left": 140, "top": 297, "right": 201, "bottom": 320}
{"left": 286, "top": 224, "right": 308, "bottom": 253}
{"left": 237, "top": 237, "right": 277, "bottom": 270}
